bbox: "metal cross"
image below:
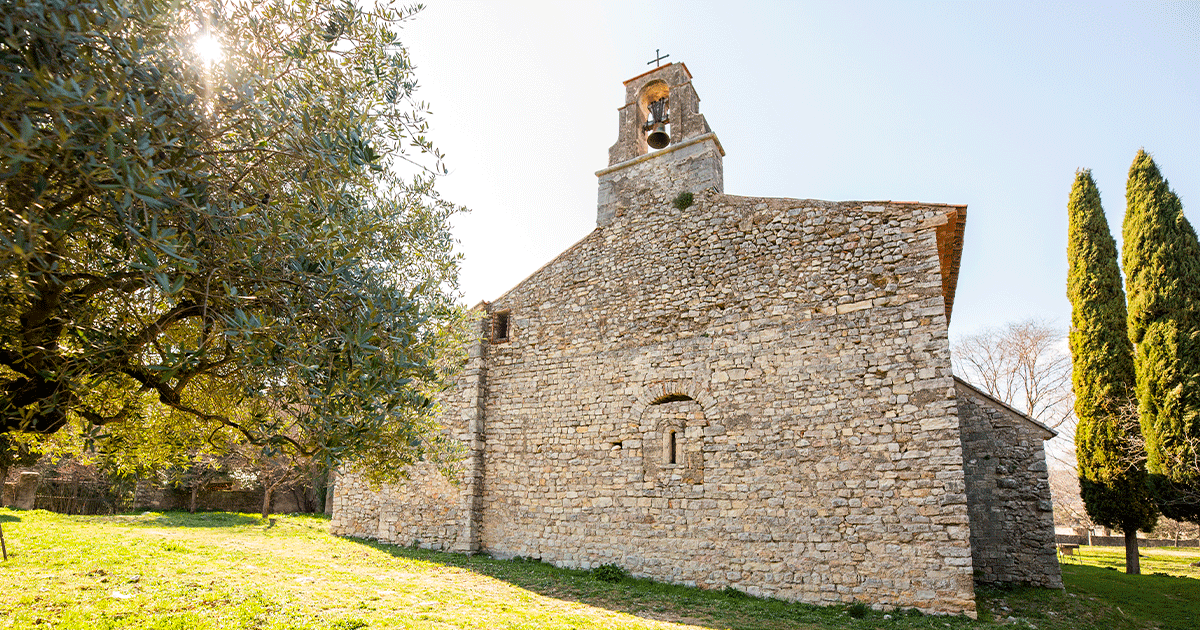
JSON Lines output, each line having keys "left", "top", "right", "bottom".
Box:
{"left": 647, "top": 49, "right": 670, "bottom": 67}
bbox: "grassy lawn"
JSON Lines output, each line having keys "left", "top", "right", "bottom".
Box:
{"left": 0, "top": 509, "right": 1196, "bottom": 630}
{"left": 1057, "top": 544, "right": 1200, "bottom": 580}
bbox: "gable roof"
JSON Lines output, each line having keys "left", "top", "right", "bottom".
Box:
{"left": 953, "top": 376, "right": 1058, "bottom": 440}
{"left": 936, "top": 207, "right": 966, "bottom": 323}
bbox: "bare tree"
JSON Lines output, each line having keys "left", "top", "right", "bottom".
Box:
{"left": 240, "top": 447, "right": 319, "bottom": 519}
{"left": 1114, "top": 401, "right": 1200, "bottom": 522}
{"left": 1048, "top": 468, "right": 1094, "bottom": 530}
{"left": 953, "top": 319, "right": 1076, "bottom": 467}
{"left": 1151, "top": 517, "right": 1200, "bottom": 547}
{"left": 953, "top": 319, "right": 1074, "bottom": 426}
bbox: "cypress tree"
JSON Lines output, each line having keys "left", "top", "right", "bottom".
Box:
{"left": 1068, "top": 169, "right": 1157, "bottom": 574}
{"left": 1122, "top": 150, "right": 1200, "bottom": 524}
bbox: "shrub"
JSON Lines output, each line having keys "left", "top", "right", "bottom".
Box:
{"left": 591, "top": 564, "right": 628, "bottom": 583}
{"left": 672, "top": 191, "right": 695, "bottom": 210}
{"left": 847, "top": 602, "right": 870, "bottom": 618}
{"left": 722, "top": 586, "right": 750, "bottom": 599}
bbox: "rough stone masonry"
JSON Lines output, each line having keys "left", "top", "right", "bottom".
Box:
{"left": 332, "top": 62, "right": 1062, "bottom": 616}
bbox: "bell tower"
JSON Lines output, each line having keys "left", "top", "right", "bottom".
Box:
{"left": 596, "top": 62, "right": 724, "bottom": 227}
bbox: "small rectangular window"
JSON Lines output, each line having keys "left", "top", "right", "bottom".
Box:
{"left": 492, "top": 311, "right": 510, "bottom": 343}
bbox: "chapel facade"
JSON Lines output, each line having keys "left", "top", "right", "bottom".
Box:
{"left": 331, "top": 63, "right": 1061, "bottom": 616}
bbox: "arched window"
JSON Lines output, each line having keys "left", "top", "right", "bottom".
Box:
{"left": 637, "top": 388, "right": 709, "bottom": 486}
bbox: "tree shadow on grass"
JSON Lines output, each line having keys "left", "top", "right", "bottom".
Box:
{"left": 115, "top": 511, "right": 265, "bottom": 528}
{"left": 0, "top": 513, "right": 20, "bottom": 522}
{"left": 341, "top": 537, "right": 881, "bottom": 630}
{"left": 1060, "top": 563, "right": 1200, "bottom": 630}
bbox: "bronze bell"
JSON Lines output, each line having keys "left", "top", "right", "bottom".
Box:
{"left": 646, "top": 123, "right": 670, "bottom": 150}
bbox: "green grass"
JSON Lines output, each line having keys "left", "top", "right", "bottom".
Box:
{"left": 1058, "top": 544, "right": 1200, "bottom": 579}
{"left": 1050, "top": 544, "right": 1200, "bottom": 630}
{"left": 1, "top": 508, "right": 1198, "bottom": 629}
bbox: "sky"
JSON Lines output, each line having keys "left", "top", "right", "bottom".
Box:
{"left": 397, "top": 0, "right": 1200, "bottom": 342}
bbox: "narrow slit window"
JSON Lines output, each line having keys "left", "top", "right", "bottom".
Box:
{"left": 668, "top": 430, "right": 677, "bottom": 465}
{"left": 492, "top": 311, "right": 510, "bottom": 343}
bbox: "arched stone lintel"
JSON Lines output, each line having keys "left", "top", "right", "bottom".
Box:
{"left": 629, "top": 378, "right": 716, "bottom": 422}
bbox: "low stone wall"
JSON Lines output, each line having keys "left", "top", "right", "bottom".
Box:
{"left": 3, "top": 469, "right": 313, "bottom": 515}
{"left": 956, "top": 380, "right": 1062, "bottom": 588}
{"left": 332, "top": 466, "right": 468, "bottom": 550}
{"left": 1055, "top": 534, "right": 1199, "bottom": 548}
{"left": 139, "top": 489, "right": 307, "bottom": 514}
{"left": 133, "top": 481, "right": 314, "bottom": 514}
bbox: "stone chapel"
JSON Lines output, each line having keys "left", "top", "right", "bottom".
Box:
{"left": 331, "top": 63, "right": 1062, "bottom": 616}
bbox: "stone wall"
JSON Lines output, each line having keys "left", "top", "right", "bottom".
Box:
{"left": 334, "top": 189, "right": 982, "bottom": 616}
{"left": 131, "top": 485, "right": 310, "bottom": 515}
{"left": 956, "top": 379, "right": 1062, "bottom": 588}
{"left": 330, "top": 323, "right": 486, "bottom": 551}
{"left": 344, "top": 197, "right": 976, "bottom": 612}
{"left": 471, "top": 192, "right": 974, "bottom": 615}
{"left": 333, "top": 465, "right": 467, "bottom": 549}
{"left": 2, "top": 472, "right": 40, "bottom": 509}
{"left": 1056, "top": 534, "right": 1199, "bottom": 548}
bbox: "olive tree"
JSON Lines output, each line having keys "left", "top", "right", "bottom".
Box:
{"left": 0, "top": 0, "right": 468, "bottom": 480}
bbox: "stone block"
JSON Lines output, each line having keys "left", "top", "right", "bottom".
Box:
{"left": 13, "top": 472, "right": 40, "bottom": 509}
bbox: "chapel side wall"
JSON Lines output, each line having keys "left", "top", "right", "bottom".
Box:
{"left": 477, "top": 189, "right": 976, "bottom": 615}
{"left": 956, "top": 382, "right": 1062, "bottom": 588}
{"left": 330, "top": 330, "right": 485, "bottom": 549}
{"left": 328, "top": 469, "right": 384, "bottom": 539}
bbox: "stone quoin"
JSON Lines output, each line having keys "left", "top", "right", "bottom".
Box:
{"left": 331, "top": 62, "right": 1062, "bottom": 616}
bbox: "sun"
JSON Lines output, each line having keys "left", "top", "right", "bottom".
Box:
{"left": 194, "top": 32, "right": 223, "bottom": 66}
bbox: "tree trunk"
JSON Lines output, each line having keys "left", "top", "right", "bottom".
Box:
{"left": 1124, "top": 527, "right": 1141, "bottom": 574}
{"left": 189, "top": 485, "right": 199, "bottom": 513}
{"left": 261, "top": 486, "right": 272, "bottom": 519}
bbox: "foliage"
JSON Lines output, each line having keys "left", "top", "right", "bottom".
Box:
{"left": 590, "top": 563, "right": 628, "bottom": 583}
{"left": 671, "top": 191, "right": 694, "bottom": 210}
{"left": 846, "top": 602, "right": 870, "bottom": 618}
{"left": 723, "top": 585, "right": 752, "bottom": 598}
{"left": 1066, "top": 169, "right": 1157, "bottom": 568}
{"left": 1121, "top": 150, "right": 1200, "bottom": 523}
{"left": 0, "top": 431, "right": 39, "bottom": 480}
{"left": 0, "top": 0, "right": 469, "bottom": 481}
